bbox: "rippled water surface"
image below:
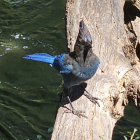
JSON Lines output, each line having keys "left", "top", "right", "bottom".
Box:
{"left": 0, "top": 0, "right": 140, "bottom": 140}
{"left": 0, "top": 0, "right": 66, "bottom": 139}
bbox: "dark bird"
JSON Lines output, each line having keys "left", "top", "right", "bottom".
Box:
{"left": 24, "top": 20, "right": 100, "bottom": 117}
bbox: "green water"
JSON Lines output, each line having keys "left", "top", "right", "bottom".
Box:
{"left": 0, "top": 0, "right": 140, "bottom": 140}
{"left": 113, "top": 103, "right": 140, "bottom": 140}
{"left": 0, "top": 0, "right": 66, "bottom": 139}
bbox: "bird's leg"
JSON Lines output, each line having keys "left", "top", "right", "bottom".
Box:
{"left": 66, "top": 95, "right": 74, "bottom": 110}
{"left": 80, "top": 85, "right": 100, "bottom": 107}
{"left": 84, "top": 89, "right": 100, "bottom": 107}
{"left": 63, "top": 88, "right": 87, "bottom": 118}
{"left": 65, "top": 95, "right": 87, "bottom": 118}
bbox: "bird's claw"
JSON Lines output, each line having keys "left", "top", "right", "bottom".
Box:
{"left": 83, "top": 91, "right": 100, "bottom": 107}
{"left": 64, "top": 108, "right": 87, "bottom": 118}
{"left": 89, "top": 97, "right": 100, "bottom": 107}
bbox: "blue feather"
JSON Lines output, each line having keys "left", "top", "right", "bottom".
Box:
{"left": 23, "top": 53, "right": 72, "bottom": 74}
{"left": 23, "top": 53, "right": 55, "bottom": 66}
{"left": 53, "top": 53, "right": 72, "bottom": 74}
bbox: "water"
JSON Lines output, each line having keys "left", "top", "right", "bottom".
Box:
{"left": 0, "top": 0, "right": 66, "bottom": 139}
{"left": 0, "top": 0, "right": 140, "bottom": 140}
{"left": 113, "top": 103, "right": 140, "bottom": 140}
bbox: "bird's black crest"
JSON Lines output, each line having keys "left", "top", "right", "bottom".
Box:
{"left": 70, "top": 20, "right": 92, "bottom": 62}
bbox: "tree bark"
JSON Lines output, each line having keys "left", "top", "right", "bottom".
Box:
{"left": 51, "top": 0, "right": 140, "bottom": 140}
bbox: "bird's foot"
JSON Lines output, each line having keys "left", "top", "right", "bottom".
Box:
{"left": 79, "top": 84, "right": 100, "bottom": 107}
{"left": 89, "top": 96, "right": 100, "bottom": 107}
{"left": 64, "top": 108, "right": 87, "bottom": 118}
{"left": 84, "top": 91, "right": 100, "bottom": 107}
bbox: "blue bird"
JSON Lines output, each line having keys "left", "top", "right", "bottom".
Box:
{"left": 24, "top": 20, "right": 100, "bottom": 117}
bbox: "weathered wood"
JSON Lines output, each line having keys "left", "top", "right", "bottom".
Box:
{"left": 51, "top": 0, "right": 140, "bottom": 140}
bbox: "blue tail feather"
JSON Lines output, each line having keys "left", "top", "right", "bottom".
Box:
{"left": 23, "top": 53, "right": 55, "bottom": 65}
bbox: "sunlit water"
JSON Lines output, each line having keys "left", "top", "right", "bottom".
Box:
{"left": 0, "top": 0, "right": 140, "bottom": 140}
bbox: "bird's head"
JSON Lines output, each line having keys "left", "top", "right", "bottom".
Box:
{"left": 79, "top": 20, "right": 92, "bottom": 50}
{"left": 70, "top": 20, "right": 93, "bottom": 62}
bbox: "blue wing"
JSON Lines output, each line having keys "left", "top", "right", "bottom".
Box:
{"left": 24, "top": 53, "right": 73, "bottom": 74}
{"left": 23, "top": 53, "right": 55, "bottom": 66}
{"left": 53, "top": 54, "right": 72, "bottom": 74}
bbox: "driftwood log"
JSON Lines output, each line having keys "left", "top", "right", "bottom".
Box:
{"left": 51, "top": 0, "right": 140, "bottom": 140}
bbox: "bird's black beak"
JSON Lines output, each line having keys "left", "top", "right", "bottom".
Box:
{"left": 79, "top": 20, "right": 85, "bottom": 29}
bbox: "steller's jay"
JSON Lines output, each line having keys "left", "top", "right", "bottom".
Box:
{"left": 24, "top": 20, "right": 100, "bottom": 117}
